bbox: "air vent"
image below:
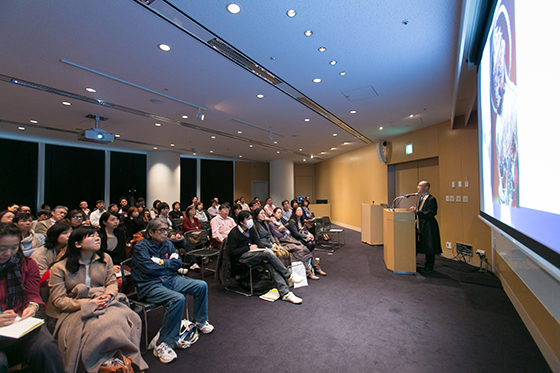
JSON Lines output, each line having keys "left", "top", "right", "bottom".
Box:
{"left": 208, "top": 38, "right": 282, "bottom": 85}
{"left": 297, "top": 96, "right": 330, "bottom": 118}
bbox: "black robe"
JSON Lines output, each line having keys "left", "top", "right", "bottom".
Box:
{"left": 416, "top": 194, "right": 442, "bottom": 255}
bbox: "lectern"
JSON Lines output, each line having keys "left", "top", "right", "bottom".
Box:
{"left": 383, "top": 209, "right": 416, "bottom": 274}
{"left": 361, "top": 204, "right": 384, "bottom": 245}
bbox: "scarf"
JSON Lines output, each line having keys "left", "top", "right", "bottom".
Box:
{"left": 0, "top": 255, "right": 26, "bottom": 310}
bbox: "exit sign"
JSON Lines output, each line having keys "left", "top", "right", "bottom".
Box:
{"left": 405, "top": 144, "right": 413, "bottom": 154}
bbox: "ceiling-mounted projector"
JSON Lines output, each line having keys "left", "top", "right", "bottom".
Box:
{"left": 78, "top": 115, "right": 114, "bottom": 143}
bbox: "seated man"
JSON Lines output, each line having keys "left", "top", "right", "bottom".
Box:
{"left": 34, "top": 205, "right": 67, "bottom": 236}
{"left": 227, "top": 211, "right": 304, "bottom": 304}
{"left": 210, "top": 204, "right": 236, "bottom": 248}
{"left": 206, "top": 199, "right": 219, "bottom": 220}
{"left": 131, "top": 218, "right": 214, "bottom": 364}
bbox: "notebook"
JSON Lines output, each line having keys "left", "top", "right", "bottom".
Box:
{"left": 0, "top": 316, "right": 44, "bottom": 339}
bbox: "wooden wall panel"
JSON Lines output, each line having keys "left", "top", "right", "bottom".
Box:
{"left": 387, "top": 125, "right": 439, "bottom": 164}
{"left": 234, "top": 161, "right": 269, "bottom": 200}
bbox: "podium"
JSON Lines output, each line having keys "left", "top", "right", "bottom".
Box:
{"left": 361, "top": 204, "right": 384, "bottom": 245}
{"left": 383, "top": 209, "right": 416, "bottom": 274}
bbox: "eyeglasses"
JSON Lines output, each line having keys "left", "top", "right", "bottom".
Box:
{"left": 157, "top": 227, "right": 169, "bottom": 233}
{"left": 72, "top": 215, "right": 83, "bottom": 220}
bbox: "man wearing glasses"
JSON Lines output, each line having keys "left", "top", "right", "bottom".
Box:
{"left": 131, "top": 218, "right": 214, "bottom": 364}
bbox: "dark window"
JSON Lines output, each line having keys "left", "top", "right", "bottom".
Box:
{"left": 44, "top": 144, "right": 104, "bottom": 210}
{"left": 110, "top": 151, "right": 146, "bottom": 206}
{"left": 180, "top": 158, "right": 197, "bottom": 206}
{"left": 0, "top": 138, "right": 38, "bottom": 213}
{"left": 200, "top": 159, "right": 233, "bottom": 205}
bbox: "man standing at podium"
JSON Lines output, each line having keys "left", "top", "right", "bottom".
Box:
{"left": 409, "top": 181, "right": 442, "bottom": 274}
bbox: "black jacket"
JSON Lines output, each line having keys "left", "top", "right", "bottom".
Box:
{"left": 416, "top": 194, "right": 443, "bottom": 255}
{"left": 227, "top": 226, "right": 264, "bottom": 262}
{"left": 98, "top": 227, "right": 128, "bottom": 264}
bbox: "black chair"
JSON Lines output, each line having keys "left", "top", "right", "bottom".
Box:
{"left": 184, "top": 229, "right": 219, "bottom": 281}
{"left": 172, "top": 218, "right": 183, "bottom": 233}
{"left": 121, "top": 258, "right": 189, "bottom": 353}
{"left": 315, "top": 216, "right": 345, "bottom": 253}
{"left": 216, "top": 239, "right": 258, "bottom": 297}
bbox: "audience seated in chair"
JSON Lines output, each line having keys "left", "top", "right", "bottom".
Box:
{"left": 34, "top": 206, "right": 67, "bottom": 236}
{"left": 181, "top": 206, "right": 200, "bottom": 234}
{"left": 195, "top": 202, "right": 208, "bottom": 222}
{"left": 301, "top": 198, "right": 316, "bottom": 236}
{"left": 0, "top": 211, "right": 14, "bottom": 224}
{"left": 14, "top": 213, "right": 44, "bottom": 258}
{"left": 169, "top": 201, "right": 183, "bottom": 220}
{"left": 263, "top": 197, "right": 276, "bottom": 218}
{"left": 98, "top": 211, "right": 128, "bottom": 266}
{"left": 66, "top": 209, "right": 86, "bottom": 229}
{"left": 280, "top": 200, "right": 292, "bottom": 225}
{"left": 0, "top": 223, "right": 64, "bottom": 373}
{"left": 89, "top": 200, "right": 105, "bottom": 228}
{"left": 46, "top": 226, "right": 147, "bottom": 373}
{"left": 207, "top": 199, "right": 219, "bottom": 221}
{"left": 210, "top": 204, "right": 236, "bottom": 249}
{"left": 131, "top": 218, "right": 214, "bottom": 364}
{"left": 227, "top": 211, "right": 304, "bottom": 304}
{"left": 123, "top": 206, "right": 146, "bottom": 240}
{"left": 31, "top": 221, "right": 72, "bottom": 283}
{"left": 287, "top": 206, "right": 316, "bottom": 252}
{"left": 268, "top": 207, "right": 326, "bottom": 279}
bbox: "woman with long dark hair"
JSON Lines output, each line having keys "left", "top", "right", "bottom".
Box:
{"left": 287, "top": 206, "right": 316, "bottom": 252}
{"left": 46, "top": 226, "right": 147, "bottom": 373}
{"left": 30, "top": 220, "right": 72, "bottom": 281}
{"left": 0, "top": 223, "right": 63, "bottom": 373}
{"left": 98, "top": 211, "right": 127, "bottom": 266}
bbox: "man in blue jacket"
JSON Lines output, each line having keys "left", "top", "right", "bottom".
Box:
{"left": 132, "top": 218, "right": 214, "bottom": 364}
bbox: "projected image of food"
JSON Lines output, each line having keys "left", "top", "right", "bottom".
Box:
{"left": 490, "top": 4, "right": 518, "bottom": 207}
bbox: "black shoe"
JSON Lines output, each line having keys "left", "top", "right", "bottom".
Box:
{"left": 420, "top": 267, "right": 434, "bottom": 274}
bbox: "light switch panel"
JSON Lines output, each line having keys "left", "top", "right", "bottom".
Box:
{"left": 456, "top": 195, "right": 462, "bottom": 202}
{"left": 450, "top": 196, "right": 455, "bottom": 202}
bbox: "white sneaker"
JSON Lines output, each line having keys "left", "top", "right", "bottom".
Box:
{"left": 195, "top": 321, "right": 215, "bottom": 334}
{"left": 288, "top": 272, "right": 304, "bottom": 284}
{"left": 190, "top": 263, "right": 200, "bottom": 270}
{"left": 153, "top": 342, "right": 177, "bottom": 364}
{"left": 282, "top": 292, "right": 302, "bottom": 304}
{"left": 148, "top": 331, "right": 160, "bottom": 350}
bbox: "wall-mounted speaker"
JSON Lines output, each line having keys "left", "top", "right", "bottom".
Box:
{"left": 376, "top": 141, "right": 387, "bottom": 163}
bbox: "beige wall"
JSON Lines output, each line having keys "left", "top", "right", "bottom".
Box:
{"left": 234, "top": 161, "right": 269, "bottom": 200}
{"left": 315, "top": 145, "right": 388, "bottom": 230}
{"left": 294, "top": 164, "right": 315, "bottom": 203}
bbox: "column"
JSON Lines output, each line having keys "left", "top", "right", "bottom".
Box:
{"left": 270, "top": 160, "right": 294, "bottom": 204}
{"left": 147, "top": 151, "right": 181, "bottom": 207}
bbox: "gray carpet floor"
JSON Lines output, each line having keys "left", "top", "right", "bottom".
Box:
{"left": 141, "top": 228, "right": 551, "bottom": 373}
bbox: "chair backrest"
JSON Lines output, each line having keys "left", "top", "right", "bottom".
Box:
{"left": 172, "top": 218, "right": 183, "bottom": 232}
{"left": 215, "top": 238, "right": 232, "bottom": 285}
{"left": 322, "top": 216, "right": 332, "bottom": 229}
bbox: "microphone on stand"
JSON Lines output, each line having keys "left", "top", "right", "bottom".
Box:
{"left": 405, "top": 193, "right": 418, "bottom": 198}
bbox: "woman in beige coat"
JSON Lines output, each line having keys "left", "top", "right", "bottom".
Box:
{"left": 46, "top": 226, "right": 147, "bottom": 373}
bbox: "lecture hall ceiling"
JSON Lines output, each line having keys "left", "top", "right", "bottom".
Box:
{"left": 0, "top": 0, "right": 479, "bottom": 163}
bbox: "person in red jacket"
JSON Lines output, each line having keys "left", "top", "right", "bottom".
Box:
{"left": 181, "top": 206, "right": 200, "bottom": 234}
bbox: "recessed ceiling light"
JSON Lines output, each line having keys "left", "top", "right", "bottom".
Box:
{"left": 339, "top": 71, "right": 347, "bottom": 76}
{"left": 249, "top": 144, "right": 253, "bottom": 148}
{"left": 350, "top": 110, "right": 356, "bottom": 114}
{"left": 310, "top": 155, "right": 314, "bottom": 159}
{"left": 239, "top": 155, "right": 243, "bottom": 158}
{"left": 210, "top": 150, "right": 214, "bottom": 153}
{"left": 318, "top": 46, "right": 326, "bottom": 52}
{"left": 193, "top": 152, "right": 196, "bottom": 155}
{"left": 18, "top": 126, "right": 25, "bottom": 131}
{"left": 158, "top": 44, "right": 171, "bottom": 52}
{"left": 303, "top": 159, "right": 306, "bottom": 162}
{"left": 211, "top": 136, "right": 216, "bottom": 139}
{"left": 277, "top": 151, "right": 280, "bottom": 154}
{"left": 304, "top": 118, "right": 310, "bottom": 122}
{"left": 299, "top": 148, "right": 303, "bottom": 151}
{"left": 286, "top": 9, "right": 296, "bottom": 17}
{"left": 29, "top": 120, "right": 38, "bottom": 123}
{"left": 85, "top": 87, "right": 96, "bottom": 93}
{"left": 237, "top": 130, "right": 242, "bottom": 134}
{"left": 312, "top": 78, "right": 321, "bottom": 83}
{"left": 331, "top": 147, "right": 336, "bottom": 150}
{"left": 155, "top": 123, "right": 161, "bottom": 127}
{"left": 410, "top": 114, "right": 414, "bottom": 117}
{"left": 62, "top": 101, "right": 71, "bottom": 106}
{"left": 153, "top": 147, "right": 158, "bottom": 150}
{"left": 304, "top": 30, "right": 313, "bottom": 37}
{"left": 321, "top": 152, "right": 327, "bottom": 154}
{"left": 226, "top": 3, "right": 241, "bottom": 14}
{"left": 333, "top": 133, "right": 337, "bottom": 136}
{"left": 115, "top": 134, "right": 121, "bottom": 138}
{"left": 343, "top": 142, "right": 351, "bottom": 145}
{"left": 274, "top": 141, "right": 278, "bottom": 144}
{"left": 329, "top": 60, "right": 337, "bottom": 65}
{"left": 170, "top": 144, "right": 175, "bottom": 147}
{"left": 256, "top": 94, "right": 264, "bottom": 99}
{"left": 379, "top": 127, "right": 383, "bottom": 130}
{"left": 182, "top": 115, "right": 188, "bottom": 119}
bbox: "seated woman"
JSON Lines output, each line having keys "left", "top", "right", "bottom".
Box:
{"left": 0, "top": 223, "right": 64, "bottom": 373}
{"left": 14, "top": 212, "right": 45, "bottom": 257}
{"left": 31, "top": 221, "right": 72, "bottom": 283}
{"left": 269, "top": 207, "right": 325, "bottom": 278}
{"left": 67, "top": 209, "right": 86, "bottom": 229}
{"left": 181, "top": 205, "right": 200, "bottom": 234}
{"left": 230, "top": 203, "right": 242, "bottom": 220}
{"left": 227, "top": 211, "right": 304, "bottom": 304}
{"left": 287, "top": 206, "right": 316, "bottom": 252}
{"left": 46, "top": 226, "right": 148, "bottom": 373}
{"left": 123, "top": 206, "right": 145, "bottom": 241}
{"left": 0, "top": 210, "right": 15, "bottom": 224}
{"left": 98, "top": 211, "right": 127, "bottom": 266}
{"left": 300, "top": 199, "right": 316, "bottom": 236}
{"left": 195, "top": 202, "right": 208, "bottom": 222}
{"left": 169, "top": 201, "right": 183, "bottom": 220}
